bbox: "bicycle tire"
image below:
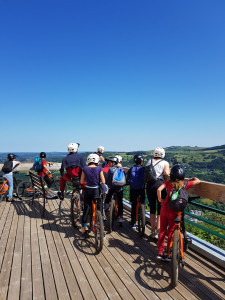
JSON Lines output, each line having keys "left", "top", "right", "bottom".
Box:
{"left": 108, "top": 199, "right": 115, "bottom": 233}
{"left": 17, "top": 181, "right": 34, "bottom": 201}
{"left": 14, "top": 178, "right": 23, "bottom": 197}
{"left": 171, "top": 230, "right": 179, "bottom": 288}
{"left": 71, "top": 192, "right": 80, "bottom": 228}
{"left": 138, "top": 204, "right": 146, "bottom": 237}
{"left": 0, "top": 192, "right": 7, "bottom": 202}
{"left": 183, "top": 229, "right": 188, "bottom": 252}
{"left": 95, "top": 210, "right": 104, "bottom": 254}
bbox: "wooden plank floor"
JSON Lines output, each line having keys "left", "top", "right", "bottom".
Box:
{"left": 0, "top": 197, "right": 225, "bottom": 300}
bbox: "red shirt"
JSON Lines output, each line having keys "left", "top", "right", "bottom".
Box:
{"left": 161, "top": 180, "right": 194, "bottom": 206}
{"left": 38, "top": 159, "right": 47, "bottom": 177}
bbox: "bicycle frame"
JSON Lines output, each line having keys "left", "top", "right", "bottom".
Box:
{"left": 92, "top": 200, "right": 97, "bottom": 232}
{"left": 0, "top": 179, "right": 9, "bottom": 194}
{"left": 169, "top": 212, "right": 184, "bottom": 260}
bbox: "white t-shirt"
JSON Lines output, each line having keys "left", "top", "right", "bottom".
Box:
{"left": 146, "top": 159, "right": 169, "bottom": 180}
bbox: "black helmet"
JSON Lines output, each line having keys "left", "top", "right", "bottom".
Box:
{"left": 40, "top": 152, "right": 46, "bottom": 158}
{"left": 106, "top": 156, "right": 118, "bottom": 164}
{"left": 7, "top": 153, "right": 16, "bottom": 161}
{"left": 170, "top": 164, "right": 185, "bottom": 181}
{"left": 134, "top": 154, "right": 144, "bottom": 165}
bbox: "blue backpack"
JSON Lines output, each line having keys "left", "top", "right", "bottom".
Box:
{"left": 34, "top": 158, "right": 43, "bottom": 173}
{"left": 130, "top": 166, "right": 144, "bottom": 189}
{"left": 112, "top": 167, "right": 126, "bottom": 186}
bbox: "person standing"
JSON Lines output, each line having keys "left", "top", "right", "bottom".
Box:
{"left": 145, "top": 147, "right": 170, "bottom": 238}
{"left": 58, "top": 143, "right": 85, "bottom": 200}
{"left": 2, "top": 153, "right": 21, "bottom": 202}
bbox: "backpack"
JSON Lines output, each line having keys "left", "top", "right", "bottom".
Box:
{"left": 130, "top": 166, "right": 144, "bottom": 189}
{"left": 168, "top": 182, "right": 188, "bottom": 212}
{"left": 144, "top": 159, "right": 163, "bottom": 183}
{"left": 1, "top": 161, "right": 13, "bottom": 174}
{"left": 33, "top": 158, "right": 43, "bottom": 173}
{"left": 112, "top": 167, "right": 126, "bottom": 187}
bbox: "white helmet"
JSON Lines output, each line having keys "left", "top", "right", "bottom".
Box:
{"left": 97, "top": 146, "right": 104, "bottom": 154}
{"left": 68, "top": 142, "right": 79, "bottom": 153}
{"left": 87, "top": 153, "right": 100, "bottom": 164}
{"left": 153, "top": 147, "right": 165, "bottom": 158}
{"left": 115, "top": 155, "right": 122, "bottom": 162}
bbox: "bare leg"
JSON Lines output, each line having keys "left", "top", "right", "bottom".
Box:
{"left": 156, "top": 215, "right": 160, "bottom": 233}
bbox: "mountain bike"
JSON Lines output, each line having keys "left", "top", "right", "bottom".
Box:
{"left": 70, "top": 186, "right": 83, "bottom": 227}
{"left": 136, "top": 196, "right": 146, "bottom": 237}
{"left": 89, "top": 198, "right": 104, "bottom": 253}
{"left": 17, "top": 173, "right": 60, "bottom": 201}
{"left": 0, "top": 172, "right": 23, "bottom": 202}
{"left": 169, "top": 196, "right": 199, "bottom": 287}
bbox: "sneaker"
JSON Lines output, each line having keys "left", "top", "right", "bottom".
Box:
{"left": 150, "top": 232, "right": 159, "bottom": 239}
{"left": 132, "top": 224, "right": 136, "bottom": 229}
{"left": 150, "top": 232, "right": 156, "bottom": 239}
{"left": 156, "top": 253, "right": 165, "bottom": 261}
{"left": 163, "top": 252, "right": 171, "bottom": 262}
{"left": 57, "top": 191, "right": 64, "bottom": 200}
{"left": 156, "top": 253, "right": 171, "bottom": 262}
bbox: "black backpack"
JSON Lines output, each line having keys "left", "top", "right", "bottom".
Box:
{"left": 168, "top": 182, "right": 188, "bottom": 212}
{"left": 1, "top": 161, "right": 13, "bottom": 174}
{"left": 144, "top": 159, "right": 163, "bottom": 183}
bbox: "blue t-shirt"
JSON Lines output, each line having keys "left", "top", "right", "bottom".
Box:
{"left": 83, "top": 166, "right": 102, "bottom": 187}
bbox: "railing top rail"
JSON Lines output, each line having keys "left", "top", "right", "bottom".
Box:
{"left": 1, "top": 164, "right": 225, "bottom": 203}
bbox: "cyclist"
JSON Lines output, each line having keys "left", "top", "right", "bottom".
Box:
{"left": 127, "top": 154, "right": 145, "bottom": 229}
{"left": 157, "top": 164, "right": 200, "bottom": 261}
{"left": 58, "top": 143, "right": 85, "bottom": 200}
{"left": 104, "top": 156, "right": 124, "bottom": 226}
{"left": 2, "top": 153, "right": 21, "bottom": 202}
{"left": 145, "top": 147, "right": 170, "bottom": 239}
{"left": 36, "top": 152, "right": 54, "bottom": 188}
{"left": 80, "top": 153, "right": 105, "bottom": 238}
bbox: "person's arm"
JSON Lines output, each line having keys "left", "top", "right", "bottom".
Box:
{"left": 12, "top": 161, "right": 21, "bottom": 171}
{"left": 80, "top": 171, "right": 85, "bottom": 185}
{"left": 157, "top": 183, "right": 166, "bottom": 202}
{"left": 189, "top": 177, "right": 200, "bottom": 186}
{"left": 100, "top": 156, "right": 105, "bottom": 162}
{"left": 47, "top": 161, "right": 54, "bottom": 166}
{"left": 100, "top": 171, "right": 105, "bottom": 184}
{"left": 43, "top": 163, "right": 51, "bottom": 173}
{"left": 163, "top": 163, "right": 170, "bottom": 176}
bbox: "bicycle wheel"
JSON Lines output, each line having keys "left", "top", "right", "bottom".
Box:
{"left": 183, "top": 229, "right": 188, "bottom": 252}
{"left": 14, "top": 178, "right": 23, "bottom": 197}
{"left": 17, "top": 181, "right": 34, "bottom": 200}
{"left": 138, "top": 204, "right": 146, "bottom": 237}
{"left": 108, "top": 199, "right": 115, "bottom": 233}
{"left": 171, "top": 230, "right": 180, "bottom": 288}
{"left": 0, "top": 192, "right": 7, "bottom": 202}
{"left": 71, "top": 192, "right": 80, "bottom": 228}
{"left": 95, "top": 210, "right": 104, "bottom": 254}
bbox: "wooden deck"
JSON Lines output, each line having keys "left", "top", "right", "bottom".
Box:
{"left": 0, "top": 197, "right": 225, "bottom": 300}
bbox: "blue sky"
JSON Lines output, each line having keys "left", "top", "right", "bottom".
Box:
{"left": 0, "top": 0, "right": 224, "bottom": 152}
